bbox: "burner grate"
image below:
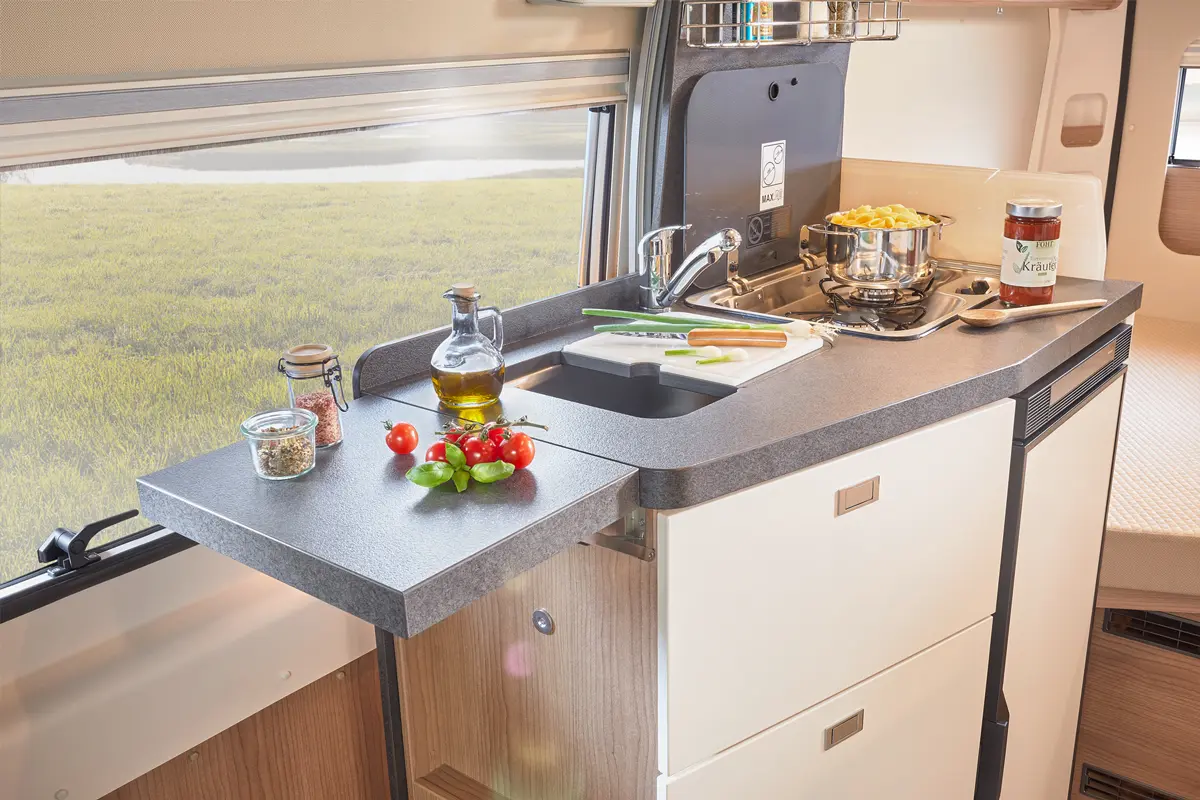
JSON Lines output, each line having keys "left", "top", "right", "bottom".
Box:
{"left": 787, "top": 277, "right": 933, "bottom": 332}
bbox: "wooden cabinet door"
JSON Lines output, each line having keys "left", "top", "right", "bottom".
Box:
{"left": 659, "top": 618, "right": 994, "bottom": 800}
{"left": 1000, "top": 375, "right": 1124, "bottom": 800}
{"left": 657, "top": 400, "right": 1014, "bottom": 775}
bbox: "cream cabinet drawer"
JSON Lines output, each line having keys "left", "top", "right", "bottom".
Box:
{"left": 657, "top": 399, "right": 1013, "bottom": 775}
{"left": 659, "top": 618, "right": 993, "bottom": 800}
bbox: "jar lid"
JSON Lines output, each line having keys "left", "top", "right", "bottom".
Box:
{"left": 1006, "top": 198, "right": 1063, "bottom": 219}
{"left": 281, "top": 343, "right": 335, "bottom": 378}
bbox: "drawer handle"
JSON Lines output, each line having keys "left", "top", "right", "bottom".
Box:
{"left": 835, "top": 476, "right": 880, "bottom": 516}
{"left": 824, "top": 709, "right": 865, "bottom": 750}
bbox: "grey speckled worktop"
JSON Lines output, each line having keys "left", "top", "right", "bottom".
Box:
{"left": 139, "top": 272, "right": 1140, "bottom": 637}
{"left": 138, "top": 395, "right": 637, "bottom": 637}
{"left": 374, "top": 274, "right": 1143, "bottom": 509}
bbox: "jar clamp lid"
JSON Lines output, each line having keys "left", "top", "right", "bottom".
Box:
{"left": 278, "top": 343, "right": 349, "bottom": 412}
{"left": 1005, "top": 198, "right": 1063, "bottom": 219}
{"left": 280, "top": 343, "right": 335, "bottom": 378}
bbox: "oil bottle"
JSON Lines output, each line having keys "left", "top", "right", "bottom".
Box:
{"left": 430, "top": 283, "right": 505, "bottom": 409}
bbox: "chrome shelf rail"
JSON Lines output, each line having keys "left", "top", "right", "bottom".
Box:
{"left": 681, "top": 1, "right": 905, "bottom": 48}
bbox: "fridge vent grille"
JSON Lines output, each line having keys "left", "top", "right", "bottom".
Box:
{"left": 1081, "top": 764, "right": 1188, "bottom": 800}
{"left": 1104, "top": 609, "right": 1200, "bottom": 659}
{"left": 1024, "top": 327, "right": 1131, "bottom": 438}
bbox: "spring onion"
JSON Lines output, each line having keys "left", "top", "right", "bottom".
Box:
{"left": 665, "top": 346, "right": 722, "bottom": 358}
{"left": 697, "top": 348, "right": 749, "bottom": 366}
{"left": 583, "top": 308, "right": 785, "bottom": 331}
{"left": 593, "top": 322, "right": 697, "bottom": 334}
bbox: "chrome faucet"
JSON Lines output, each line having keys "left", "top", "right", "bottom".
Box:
{"left": 637, "top": 224, "right": 743, "bottom": 312}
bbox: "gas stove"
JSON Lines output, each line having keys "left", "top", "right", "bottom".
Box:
{"left": 685, "top": 259, "right": 1002, "bottom": 341}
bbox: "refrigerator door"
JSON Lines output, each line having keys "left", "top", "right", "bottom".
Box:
{"left": 994, "top": 372, "right": 1125, "bottom": 800}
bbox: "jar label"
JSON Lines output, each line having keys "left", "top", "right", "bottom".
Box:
{"left": 1001, "top": 237, "right": 1059, "bottom": 287}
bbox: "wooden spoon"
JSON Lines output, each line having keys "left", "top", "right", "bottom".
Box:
{"left": 959, "top": 298, "right": 1108, "bottom": 329}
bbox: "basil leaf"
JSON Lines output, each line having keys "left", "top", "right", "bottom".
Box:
{"left": 444, "top": 442, "right": 466, "bottom": 471}
{"left": 452, "top": 469, "right": 470, "bottom": 493}
{"left": 406, "top": 461, "right": 454, "bottom": 488}
{"left": 470, "top": 460, "right": 515, "bottom": 484}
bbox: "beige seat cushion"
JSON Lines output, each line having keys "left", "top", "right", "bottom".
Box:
{"left": 1101, "top": 316, "right": 1200, "bottom": 596}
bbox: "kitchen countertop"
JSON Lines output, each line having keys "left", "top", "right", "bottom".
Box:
{"left": 376, "top": 275, "right": 1143, "bottom": 508}
{"left": 138, "top": 395, "right": 638, "bottom": 637}
{"left": 139, "top": 272, "right": 1141, "bottom": 637}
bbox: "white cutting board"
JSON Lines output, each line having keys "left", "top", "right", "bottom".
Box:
{"left": 562, "top": 323, "right": 825, "bottom": 388}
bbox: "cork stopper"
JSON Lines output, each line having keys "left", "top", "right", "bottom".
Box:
{"left": 448, "top": 282, "right": 478, "bottom": 299}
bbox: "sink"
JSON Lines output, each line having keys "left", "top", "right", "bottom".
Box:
{"left": 507, "top": 354, "right": 733, "bottom": 419}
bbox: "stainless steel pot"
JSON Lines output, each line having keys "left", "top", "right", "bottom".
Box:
{"left": 807, "top": 212, "right": 956, "bottom": 290}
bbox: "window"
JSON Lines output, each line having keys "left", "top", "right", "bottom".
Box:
{"left": 1170, "top": 67, "right": 1200, "bottom": 165}
{"left": 0, "top": 106, "right": 601, "bottom": 584}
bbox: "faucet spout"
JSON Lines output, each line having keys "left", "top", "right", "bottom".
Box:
{"left": 636, "top": 224, "right": 742, "bottom": 312}
{"left": 651, "top": 228, "right": 742, "bottom": 311}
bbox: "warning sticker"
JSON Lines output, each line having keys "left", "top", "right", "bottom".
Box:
{"left": 759, "top": 140, "right": 785, "bottom": 211}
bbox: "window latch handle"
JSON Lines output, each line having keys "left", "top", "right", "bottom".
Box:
{"left": 37, "top": 509, "right": 139, "bottom": 576}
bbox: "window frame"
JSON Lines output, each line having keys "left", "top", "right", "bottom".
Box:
{"left": 1169, "top": 67, "right": 1200, "bottom": 167}
{"left": 0, "top": 56, "right": 630, "bottom": 620}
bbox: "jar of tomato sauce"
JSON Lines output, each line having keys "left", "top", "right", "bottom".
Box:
{"left": 1000, "top": 199, "right": 1063, "bottom": 306}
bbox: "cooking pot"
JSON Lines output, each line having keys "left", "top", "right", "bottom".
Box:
{"left": 806, "top": 212, "right": 956, "bottom": 290}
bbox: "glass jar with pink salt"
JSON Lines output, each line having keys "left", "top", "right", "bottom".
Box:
{"left": 278, "top": 343, "right": 348, "bottom": 448}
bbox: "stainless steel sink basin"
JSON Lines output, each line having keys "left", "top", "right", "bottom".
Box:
{"left": 507, "top": 354, "right": 733, "bottom": 419}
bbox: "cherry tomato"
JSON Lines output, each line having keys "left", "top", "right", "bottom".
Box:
{"left": 462, "top": 437, "right": 499, "bottom": 467}
{"left": 385, "top": 422, "right": 419, "bottom": 455}
{"left": 488, "top": 428, "right": 508, "bottom": 448}
{"left": 500, "top": 432, "right": 535, "bottom": 469}
{"left": 425, "top": 441, "right": 448, "bottom": 463}
{"left": 445, "top": 432, "right": 463, "bottom": 444}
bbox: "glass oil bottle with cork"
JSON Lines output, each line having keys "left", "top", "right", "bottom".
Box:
{"left": 430, "top": 283, "right": 505, "bottom": 409}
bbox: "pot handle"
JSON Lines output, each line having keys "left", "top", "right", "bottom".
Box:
{"left": 804, "top": 222, "right": 857, "bottom": 238}
{"left": 933, "top": 213, "right": 956, "bottom": 240}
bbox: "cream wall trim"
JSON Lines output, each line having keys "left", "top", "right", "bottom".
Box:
{"left": 840, "top": 159, "right": 1107, "bottom": 279}
{"left": 843, "top": 5, "right": 1050, "bottom": 170}
{"left": 0, "top": 547, "right": 375, "bottom": 800}
{"left": 0, "top": 0, "right": 643, "bottom": 90}
{"left": 0, "top": 56, "right": 630, "bottom": 125}
{"left": 1027, "top": 3, "right": 1128, "bottom": 191}
{"left": 1106, "top": 0, "right": 1200, "bottom": 322}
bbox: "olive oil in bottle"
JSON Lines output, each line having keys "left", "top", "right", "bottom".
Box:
{"left": 429, "top": 283, "right": 506, "bottom": 409}
{"left": 431, "top": 364, "right": 506, "bottom": 409}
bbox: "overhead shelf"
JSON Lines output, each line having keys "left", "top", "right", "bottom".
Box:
{"left": 680, "top": 1, "right": 906, "bottom": 48}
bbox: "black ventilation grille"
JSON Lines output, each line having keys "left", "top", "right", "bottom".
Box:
{"left": 1104, "top": 609, "right": 1200, "bottom": 659}
{"left": 1017, "top": 321, "right": 1128, "bottom": 441}
{"left": 1081, "top": 764, "right": 1189, "bottom": 800}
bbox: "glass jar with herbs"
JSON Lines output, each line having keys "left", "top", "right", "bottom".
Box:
{"left": 241, "top": 408, "right": 318, "bottom": 480}
{"left": 278, "top": 344, "right": 348, "bottom": 447}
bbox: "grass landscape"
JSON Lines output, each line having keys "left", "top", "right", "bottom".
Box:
{"left": 0, "top": 177, "right": 583, "bottom": 582}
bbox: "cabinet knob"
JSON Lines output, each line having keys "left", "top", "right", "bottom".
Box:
{"left": 532, "top": 608, "right": 556, "bottom": 636}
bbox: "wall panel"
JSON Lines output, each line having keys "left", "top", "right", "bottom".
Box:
{"left": 101, "top": 652, "right": 388, "bottom": 800}
{"left": 843, "top": 5, "right": 1050, "bottom": 170}
{"left": 1106, "top": 0, "right": 1200, "bottom": 322}
{"left": 0, "top": 0, "right": 641, "bottom": 89}
{"left": 1160, "top": 165, "right": 1200, "bottom": 256}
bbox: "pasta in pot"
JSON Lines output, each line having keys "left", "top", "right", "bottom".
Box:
{"left": 829, "top": 204, "right": 937, "bottom": 230}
